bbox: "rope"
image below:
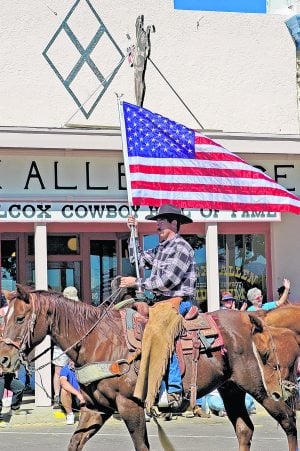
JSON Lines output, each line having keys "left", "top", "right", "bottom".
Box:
{"left": 148, "top": 57, "right": 205, "bottom": 130}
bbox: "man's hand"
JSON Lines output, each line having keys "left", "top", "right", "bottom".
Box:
{"left": 77, "top": 392, "right": 86, "bottom": 405}
{"left": 127, "top": 215, "right": 138, "bottom": 235}
{"left": 120, "top": 277, "right": 138, "bottom": 288}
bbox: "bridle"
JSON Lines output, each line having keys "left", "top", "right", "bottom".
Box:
{"left": 263, "top": 323, "right": 298, "bottom": 398}
{"left": 0, "top": 294, "right": 37, "bottom": 368}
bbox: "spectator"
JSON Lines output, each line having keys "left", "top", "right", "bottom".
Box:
{"left": 59, "top": 359, "right": 85, "bottom": 425}
{"left": 52, "top": 286, "right": 79, "bottom": 408}
{"left": 277, "top": 284, "right": 290, "bottom": 302}
{"left": 247, "top": 278, "right": 290, "bottom": 312}
{"left": 0, "top": 292, "right": 25, "bottom": 421}
{"left": 220, "top": 291, "right": 235, "bottom": 310}
{"left": 18, "top": 363, "right": 35, "bottom": 394}
{"left": 197, "top": 389, "right": 256, "bottom": 417}
{"left": 0, "top": 371, "right": 25, "bottom": 421}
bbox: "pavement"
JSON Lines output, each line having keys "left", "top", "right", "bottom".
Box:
{"left": 0, "top": 394, "right": 271, "bottom": 428}
{"left": 0, "top": 394, "right": 69, "bottom": 427}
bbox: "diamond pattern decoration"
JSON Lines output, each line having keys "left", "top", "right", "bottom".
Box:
{"left": 43, "top": 0, "right": 124, "bottom": 118}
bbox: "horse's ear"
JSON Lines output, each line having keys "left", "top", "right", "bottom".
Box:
{"left": 16, "top": 284, "right": 31, "bottom": 303}
{"left": 249, "top": 314, "right": 264, "bottom": 334}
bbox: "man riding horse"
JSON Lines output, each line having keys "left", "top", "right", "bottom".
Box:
{"left": 120, "top": 203, "right": 196, "bottom": 411}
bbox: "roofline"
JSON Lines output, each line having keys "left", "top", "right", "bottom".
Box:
{"left": 1, "top": 126, "right": 300, "bottom": 154}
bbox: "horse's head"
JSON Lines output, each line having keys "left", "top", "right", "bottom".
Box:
{"left": 0, "top": 284, "right": 48, "bottom": 372}
{"left": 250, "top": 314, "right": 299, "bottom": 402}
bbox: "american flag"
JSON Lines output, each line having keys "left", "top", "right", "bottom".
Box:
{"left": 119, "top": 101, "right": 300, "bottom": 213}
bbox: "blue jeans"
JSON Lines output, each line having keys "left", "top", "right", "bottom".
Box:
{"left": 167, "top": 299, "right": 192, "bottom": 394}
{"left": 0, "top": 374, "right": 24, "bottom": 412}
{"left": 197, "top": 393, "right": 255, "bottom": 413}
{"left": 18, "top": 364, "right": 35, "bottom": 392}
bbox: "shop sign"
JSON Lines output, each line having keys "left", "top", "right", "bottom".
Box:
{"left": 0, "top": 202, "right": 280, "bottom": 222}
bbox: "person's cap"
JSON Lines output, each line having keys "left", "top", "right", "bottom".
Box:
{"left": 63, "top": 286, "right": 79, "bottom": 301}
{"left": 221, "top": 292, "right": 235, "bottom": 302}
{"left": 145, "top": 204, "right": 193, "bottom": 224}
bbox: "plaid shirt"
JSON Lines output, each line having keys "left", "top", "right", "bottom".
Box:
{"left": 129, "top": 234, "right": 196, "bottom": 298}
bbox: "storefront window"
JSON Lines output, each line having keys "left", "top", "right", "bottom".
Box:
{"left": 218, "top": 234, "right": 266, "bottom": 306}
{"left": 28, "top": 235, "right": 80, "bottom": 255}
{"left": 1, "top": 240, "right": 17, "bottom": 291}
{"left": 90, "top": 240, "right": 116, "bottom": 306}
{"left": 183, "top": 235, "right": 206, "bottom": 310}
{"left": 121, "top": 238, "right": 135, "bottom": 276}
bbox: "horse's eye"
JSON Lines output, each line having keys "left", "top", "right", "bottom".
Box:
{"left": 261, "top": 352, "right": 269, "bottom": 365}
{"left": 16, "top": 316, "right": 25, "bottom": 324}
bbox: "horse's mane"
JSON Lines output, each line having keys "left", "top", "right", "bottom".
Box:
{"left": 31, "top": 290, "right": 119, "bottom": 337}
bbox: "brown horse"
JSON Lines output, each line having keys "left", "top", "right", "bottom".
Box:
{"left": 263, "top": 303, "right": 300, "bottom": 336}
{"left": 0, "top": 285, "right": 298, "bottom": 451}
{"left": 250, "top": 314, "right": 299, "bottom": 402}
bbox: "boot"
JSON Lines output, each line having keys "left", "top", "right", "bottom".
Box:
{"left": 193, "top": 405, "right": 211, "bottom": 418}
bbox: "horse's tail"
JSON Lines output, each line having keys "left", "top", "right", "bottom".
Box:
{"left": 152, "top": 415, "right": 176, "bottom": 451}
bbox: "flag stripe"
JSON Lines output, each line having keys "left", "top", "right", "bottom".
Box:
{"left": 130, "top": 180, "right": 298, "bottom": 199}
{"left": 128, "top": 162, "right": 278, "bottom": 183}
{"left": 131, "top": 196, "right": 299, "bottom": 213}
{"left": 120, "top": 101, "right": 300, "bottom": 214}
{"left": 129, "top": 172, "right": 280, "bottom": 189}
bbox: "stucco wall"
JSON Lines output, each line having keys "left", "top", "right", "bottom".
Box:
{"left": 0, "top": 0, "right": 298, "bottom": 133}
{"left": 271, "top": 214, "right": 300, "bottom": 302}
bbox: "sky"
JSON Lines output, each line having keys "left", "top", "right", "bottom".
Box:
{"left": 174, "top": 0, "right": 267, "bottom": 13}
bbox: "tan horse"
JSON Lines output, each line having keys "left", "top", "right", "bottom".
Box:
{"left": 0, "top": 285, "right": 298, "bottom": 451}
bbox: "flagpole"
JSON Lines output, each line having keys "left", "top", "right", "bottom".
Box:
{"left": 116, "top": 95, "right": 145, "bottom": 299}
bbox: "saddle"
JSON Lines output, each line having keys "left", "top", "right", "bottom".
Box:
{"left": 120, "top": 302, "right": 223, "bottom": 357}
{"left": 120, "top": 302, "right": 224, "bottom": 409}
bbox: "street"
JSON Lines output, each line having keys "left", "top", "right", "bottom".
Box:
{"left": 0, "top": 410, "right": 296, "bottom": 451}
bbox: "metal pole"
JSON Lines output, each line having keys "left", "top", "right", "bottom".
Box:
{"left": 116, "top": 94, "right": 145, "bottom": 300}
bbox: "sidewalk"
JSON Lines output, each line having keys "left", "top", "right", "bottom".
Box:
{"left": 0, "top": 394, "right": 69, "bottom": 427}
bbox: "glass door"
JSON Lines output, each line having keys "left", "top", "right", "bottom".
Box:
{"left": 30, "top": 261, "right": 81, "bottom": 294}
{"left": 90, "top": 240, "right": 117, "bottom": 306}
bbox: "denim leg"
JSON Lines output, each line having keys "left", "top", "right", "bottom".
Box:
{"left": 245, "top": 394, "right": 255, "bottom": 411}
{"left": 9, "top": 377, "right": 25, "bottom": 409}
{"left": 17, "top": 364, "right": 27, "bottom": 385}
{"left": 167, "top": 352, "right": 182, "bottom": 394}
{"left": 179, "top": 300, "right": 192, "bottom": 316}
{"left": 206, "top": 394, "right": 224, "bottom": 412}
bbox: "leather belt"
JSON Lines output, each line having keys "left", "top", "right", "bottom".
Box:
{"left": 154, "top": 295, "right": 190, "bottom": 302}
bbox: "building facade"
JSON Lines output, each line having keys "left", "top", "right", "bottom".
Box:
{"left": 1, "top": 0, "right": 300, "bottom": 404}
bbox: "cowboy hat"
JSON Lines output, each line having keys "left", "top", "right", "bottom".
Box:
{"left": 145, "top": 204, "right": 193, "bottom": 224}
{"left": 221, "top": 291, "right": 235, "bottom": 302}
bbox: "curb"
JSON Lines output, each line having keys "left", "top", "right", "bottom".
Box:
{"left": 0, "top": 407, "right": 68, "bottom": 427}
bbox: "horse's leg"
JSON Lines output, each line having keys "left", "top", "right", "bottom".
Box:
{"left": 117, "top": 396, "right": 150, "bottom": 451}
{"left": 261, "top": 397, "right": 298, "bottom": 451}
{"left": 67, "top": 409, "right": 112, "bottom": 451}
{"left": 218, "top": 383, "right": 254, "bottom": 451}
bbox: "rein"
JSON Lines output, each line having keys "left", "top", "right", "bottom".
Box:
{"left": 33, "top": 286, "right": 124, "bottom": 372}
{"left": 264, "top": 323, "right": 298, "bottom": 396}
{"left": 264, "top": 323, "right": 283, "bottom": 389}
